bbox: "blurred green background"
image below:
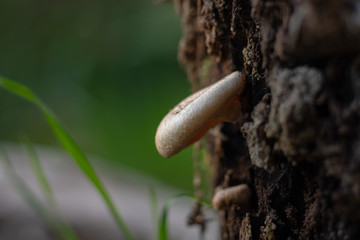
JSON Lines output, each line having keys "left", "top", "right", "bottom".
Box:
{"left": 0, "top": 0, "right": 194, "bottom": 190}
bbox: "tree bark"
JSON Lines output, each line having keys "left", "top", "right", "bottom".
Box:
{"left": 173, "top": 0, "right": 360, "bottom": 239}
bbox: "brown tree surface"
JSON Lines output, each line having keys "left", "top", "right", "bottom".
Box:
{"left": 173, "top": 0, "right": 360, "bottom": 239}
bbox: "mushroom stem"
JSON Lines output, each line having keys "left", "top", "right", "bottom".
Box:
{"left": 155, "top": 71, "right": 245, "bottom": 158}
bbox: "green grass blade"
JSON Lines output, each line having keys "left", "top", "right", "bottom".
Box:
{"left": 0, "top": 76, "right": 135, "bottom": 240}
{"left": 0, "top": 147, "right": 77, "bottom": 240}
{"left": 148, "top": 186, "right": 159, "bottom": 237}
{"left": 42, "top": 102, "right": 135, "bottom": 240}
{"left": 24, "top": 137, "right": 55, "bottom": 202}
{"left": 158, "top": 193, "right": 211, "bottom": 240}
{"left": 0, "top": 78, "right": 38, "bottom": 103}
{"left": 23, "top": 138, "right": 79, "bottom": 240}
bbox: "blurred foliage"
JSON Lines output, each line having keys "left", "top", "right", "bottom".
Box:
{"left": 0, "top": 0, "right": 194, "bottom": 190}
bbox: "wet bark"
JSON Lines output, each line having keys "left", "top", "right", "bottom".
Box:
{"left": 173, "top": 0, "right": 360, "bottom": 239}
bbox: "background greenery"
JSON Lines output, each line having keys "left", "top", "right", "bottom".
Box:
{"left": 0, "top": 0, "right": 194, "bottom": 190}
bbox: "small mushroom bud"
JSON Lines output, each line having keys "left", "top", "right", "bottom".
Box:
{"left": 155, "top": 71, "right": 245, "bottom": 158}
{"left": 212, "top": 184, "right": 251, "bottom": 211}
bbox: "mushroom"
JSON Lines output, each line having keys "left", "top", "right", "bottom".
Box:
{"left": 212, "top": 184, "right": 251, "bottom": 210}
{"left": 155, "top": 71, "right": 245, "bottom": 158}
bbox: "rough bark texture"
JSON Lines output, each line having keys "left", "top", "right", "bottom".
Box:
{"left": 173, "top": 0, "right": 360, "bottom": 239}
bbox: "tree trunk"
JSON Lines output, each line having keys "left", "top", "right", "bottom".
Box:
{"left": 173, "top": 0, "right": 360, "bottom": 239}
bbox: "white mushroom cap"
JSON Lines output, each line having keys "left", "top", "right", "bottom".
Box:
{"left": 212, "top": 184, "right": 251, "bottom": 210}
{"left": 155, "top": 71, "right": 245, "bottom": 158}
